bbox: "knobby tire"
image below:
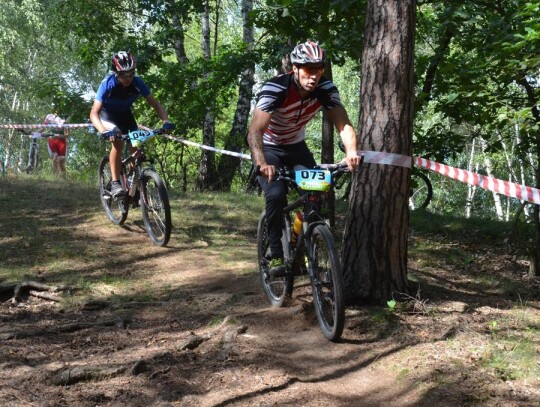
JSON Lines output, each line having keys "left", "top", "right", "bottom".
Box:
{"left": 257, "top": 211, "right": 293, "bottom": 307}
{"left": 98, "top": 155, "right": 128, "bottom": 225}
{"left": 140, "top": 169, "right": 171, "bottom": 247}
{"left": 26, "top": 144, "right": 39, "bottom": 174}
{"left": 308, "top": 225, "right": 345, "bottom": 342}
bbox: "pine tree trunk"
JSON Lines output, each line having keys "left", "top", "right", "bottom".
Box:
{"left": 342, "top": 0, "right": 416, "bottom": 305}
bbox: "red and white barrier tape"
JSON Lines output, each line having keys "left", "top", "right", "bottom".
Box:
{"left": 156, "top": 133, "right": 540, "bottom": 204}
{"left": 0, "top": 123, "right": 93, "bottom": 129}
{"left": 414, "top": 157, "right": 540, "bottom": 205}
{"left": 362, "top": 151, "right": 412, "bottom": 168}
{"left": 4, "top": 122, "right": 538, "bottom": 204}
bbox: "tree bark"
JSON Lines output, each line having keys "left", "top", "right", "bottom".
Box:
{"left": 517, "top": 76, "right": 540, "bottom": 277}
{"left": 465, "top": 139, "right": 477, "bottom": 219}
{"left": 216, "top": 0, "right": 255, "bottom": 191}
{"left": 342, "top": 0, "right": 416, "bottom": 305}
{"left": 197, "top": 0, "right": 217, "bottom": 190}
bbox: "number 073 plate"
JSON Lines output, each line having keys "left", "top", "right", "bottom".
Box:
{"left": 295, "top": 169, "right": 332, "bottom": 191}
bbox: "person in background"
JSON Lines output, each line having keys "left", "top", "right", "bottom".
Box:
{"left": 247, "top": 40, "right": 361, "bottom": 276}
{"left": 89, "top": 51, "right": 174, "bottom": 199}
{"left": 42, "top": 112, "right": 69, "bottom": 175}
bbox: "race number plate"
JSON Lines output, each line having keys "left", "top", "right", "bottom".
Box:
{"left": 295, "top": 169, "right": 332, "bottom": 192}
{"left": 128, "top": 130, "right": 154, "bottom": 147}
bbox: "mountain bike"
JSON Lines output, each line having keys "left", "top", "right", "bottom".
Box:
{"left": 98, "top": 128, "right": 172, "bottom": 247}
{"left": 16, "top": 129, "right": 54, "bottom": 174}
{"left": 257, "top": 162, "right": 353, "bottom": 342}
{"left": 334, "top": 165, "right": 433, "bottom": 210}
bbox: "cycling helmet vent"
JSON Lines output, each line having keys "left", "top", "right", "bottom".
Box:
{"left": 290, "top": 41, "right": 326, "bottom": 65}
{"left": 111, "top": 51, "right": 136, "bottom": 72}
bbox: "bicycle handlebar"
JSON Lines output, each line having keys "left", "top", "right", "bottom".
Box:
{"left": 100, "top": 127, "right": 170, "bottom": 143}
{"left": 16, "top": 129, "right": 57, "bottom": 138}
{"left": 257, "top": 162, "right": 351, "bottom": 186}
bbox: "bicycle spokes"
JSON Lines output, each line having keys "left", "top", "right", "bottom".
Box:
{"left": 141, "top": 170, "right": 171, "bottom": 247}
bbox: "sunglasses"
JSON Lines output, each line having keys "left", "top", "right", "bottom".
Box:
{"left": 117, "top": 70, "right": 135, "bottom": 78}
{"left": 301, "top": 65, "right": 325, "bottom": 76}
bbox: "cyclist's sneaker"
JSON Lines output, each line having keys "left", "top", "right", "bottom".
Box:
{"left": 110, "top": 181, "right": 125, "bottom": 199}
{"left": 269, "top": 257, "right": 287, "bottom": 277}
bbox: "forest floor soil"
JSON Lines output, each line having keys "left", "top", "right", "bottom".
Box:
{"left": 1, "top": 175, "right": 539, "bottom": 406}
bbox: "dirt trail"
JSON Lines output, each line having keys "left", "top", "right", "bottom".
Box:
{"left": 1, "top": 176, "right": 539, "bottom": 406}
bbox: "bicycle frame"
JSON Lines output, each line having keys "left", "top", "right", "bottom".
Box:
{"left": 99, "top": 127, "right": 172, "bottom": 246}
{"left": 257, "top": 162, "right": 351, "bottom": 341}
{"left": 276, "top": 164, "right": 349, "bottom": 274}
{"left": 120, "top": 147, "right": 146, "bottom": 198}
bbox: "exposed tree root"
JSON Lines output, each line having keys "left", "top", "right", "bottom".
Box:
{"left": 1, "top": 280, "right": 73, "bottom": 304}
{"left": 52, "top": 364, "right": 129, "bottom": 386}
{"left": 175, "top": 315, "right": 248, "bottom": 361}
{"left": 0, "top": 318, "right": 123, "bottom": 341}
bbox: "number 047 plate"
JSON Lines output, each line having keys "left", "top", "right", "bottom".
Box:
{"left": 295, "top": 169, "right": 332, "bottom": 191}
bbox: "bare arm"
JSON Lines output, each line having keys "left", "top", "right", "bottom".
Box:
{"left": 247, "top": 108, "right": 274, "bottom": 180}
{"left": 327, "top": 106, "right": 361, "bottom": 170}
{"left": 145, "top": 94, "right": 170, "bottom": 123}
{"left": 89, "top": 100, "right": 106, "bottom": 133}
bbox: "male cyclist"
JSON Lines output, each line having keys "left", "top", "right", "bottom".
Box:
{"left": 247, "top": 40, "right": 361, "bottom": 276}
{"left": 89, "top": 51, "right": 174, "bottom": 199}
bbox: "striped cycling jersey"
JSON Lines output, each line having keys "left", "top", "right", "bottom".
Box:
{"left": 95, "top": 74, "right": 151, "bottom": 113}
{"left": 255, "top": 72, "right": 343, "bottom": 145}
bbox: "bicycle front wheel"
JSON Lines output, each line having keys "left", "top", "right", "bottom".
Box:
{"left": 140, "top": 169, "right": 171, "bottom": 247}
{"left": 98, "top": 155, "right": 128, "bottom": 225}
{"left": 257, "top": 210, "right": 293, "bottom": 307}
{"left": 26, "top": 144, "right": 38, "bottom": 174}
{"left": 308, "top": 225, "right": 345, "bottom": 342}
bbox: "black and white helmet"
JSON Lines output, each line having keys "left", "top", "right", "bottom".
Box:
{"left": 111, "top": 51, "right": 136, "bottom": 72}
{"left": 290, "top": 41, "right": 326, "bottom": 65}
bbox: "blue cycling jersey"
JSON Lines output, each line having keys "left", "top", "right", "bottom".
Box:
{"left": 95, "top": 74, "right": 151, "bottom": 113}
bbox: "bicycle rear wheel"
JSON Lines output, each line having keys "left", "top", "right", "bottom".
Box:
{"left": 257, "top": 210, "right": 293, "bottom": 307}
{"left": 141, "top": 169, "right": 171, "bottom": 247}
{"left": 409, "top": 169, "right": 433, "bottom": 210}
{"left": 308, "top": 224, "right": 345, "bottom": 342}
{"left": 98, "top": 155, "right": 128, "bottom": 225}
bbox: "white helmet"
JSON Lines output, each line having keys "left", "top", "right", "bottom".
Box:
{"left": 290, "top": 41, "right": 326, "bottom": 65}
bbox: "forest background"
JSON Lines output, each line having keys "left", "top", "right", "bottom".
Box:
{"left": 2, "top": 0, "right": 540, "bottom": 293}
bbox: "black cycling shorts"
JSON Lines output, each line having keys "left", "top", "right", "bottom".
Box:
{"left": 99, "top": 109, "right": 138, "bottom": 135}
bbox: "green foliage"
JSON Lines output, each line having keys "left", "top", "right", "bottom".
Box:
{"left": 253, "top": 0, "right": 366, "bottom": 67}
